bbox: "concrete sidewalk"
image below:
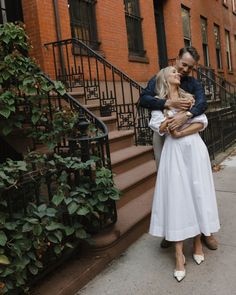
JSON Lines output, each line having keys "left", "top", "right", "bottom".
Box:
{"left": 76, "top": 149, "right": 236, "bottom": 295}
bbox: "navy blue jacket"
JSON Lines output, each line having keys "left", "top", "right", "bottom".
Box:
{"left": 139, "top": 75, "right": 207, "bottom": 117}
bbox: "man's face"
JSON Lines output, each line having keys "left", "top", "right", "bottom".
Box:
{"left": 175, "top": 52, "right": 196, "bottom": 77}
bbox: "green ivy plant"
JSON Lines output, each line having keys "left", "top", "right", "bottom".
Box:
{"left": 0, "top": 23, "right": 120, "bottom": 294}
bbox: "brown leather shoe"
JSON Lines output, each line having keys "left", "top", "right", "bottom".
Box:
{"left": 202, "top": 235, "right": 218, "bottom": 250}
{"left": 160, "top": 238, "right": 172, "bottom": 248}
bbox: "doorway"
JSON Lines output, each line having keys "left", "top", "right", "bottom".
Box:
{"left": 153, "top": 0, "right": 168, "bottom": 69}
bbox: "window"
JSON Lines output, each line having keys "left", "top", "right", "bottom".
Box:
{"left": 0, "top": 0, "right": 7, "bottom": 24}
{"left": 124, "top": 0, "right": 145, "bottom": 57}
{"left": 0, "top": 0, "right": 23, "bottom": 24}
{"left": 225, "top": 30, "right": 232, "bottom": 71}
{"left": 69, "top": 0, "right": 99, "bottom": 49}
{"left": 213, "top": 24, "right": 222, "bottom": 69}
{"left": 181, "top": 6, "right": 191, "bottom": 46}
{"left": 232, "top": 0, "right": 236, "bottom": 12}
{"left": 201, "top": 17, "right": 210, "bottom": 67}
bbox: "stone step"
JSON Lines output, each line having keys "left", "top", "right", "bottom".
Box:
{"left": 83, "top": 103, "right": 100, "bottom": 116}
{"left": 108, "top": 130, "right": 135, "bottom": 152}
{"left": 114, "top": 160, "right": 157, "bottom": 209}
{"left": 98, "top": 115, "right": 117, "bottom": 132}
{"left": 31, "top": 188, "right": 154, "bottom": 295}
{"left": 111, "top": 145, "right": 154, "bottom": 174}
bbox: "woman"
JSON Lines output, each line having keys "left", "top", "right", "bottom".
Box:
{"left": 149, "top": 66, "right": 220, "bottom": 282}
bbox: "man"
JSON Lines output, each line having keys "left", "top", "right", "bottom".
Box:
{"left": 139, "top": 46, "right": 218, "bottom": 250}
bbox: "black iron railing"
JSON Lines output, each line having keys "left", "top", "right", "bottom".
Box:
{"left": 1, "top": 72, "right": 117, "bottom": 230}
{"left": 45, "top": 39, "right": 236, "bottom": 158}
{"left": 194, "top": 65, "right": 236, "bottom": 108}
{"left": 44, "top": 38, "right": 149, "bottom": 144}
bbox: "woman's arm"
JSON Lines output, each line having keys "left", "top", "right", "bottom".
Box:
{"left": 170, "top": 122, "right": 204, "bottom": 138}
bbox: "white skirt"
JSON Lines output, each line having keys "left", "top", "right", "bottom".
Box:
{"left": 149, "top": 133, "right": 220, "bottom": 241}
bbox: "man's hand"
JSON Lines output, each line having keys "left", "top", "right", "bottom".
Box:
{"left": 165, "top": 98, "right": 194, "bottom": 110}
{"left": 168, "top": 112, "right": 188, "bottom": 130}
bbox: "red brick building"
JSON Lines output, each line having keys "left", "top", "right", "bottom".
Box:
{"left": 1, "top": 0, "right": 236, "bottom": 83}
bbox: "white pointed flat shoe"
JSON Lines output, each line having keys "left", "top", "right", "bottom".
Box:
{"left": 193, "top": 254, "right": 204, "bottom": 265}
{"left": 174, "top": 269, "right": 186, "bottom": 282}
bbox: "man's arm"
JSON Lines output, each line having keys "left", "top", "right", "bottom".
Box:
{"left": 139, "top": 76, "right": 192, "bottom": 111}
{"left": 139, "top": 76, "right": 166, "bottom": 111}
{"left": 189, "top": 78, "right": 208, "bottom": 117}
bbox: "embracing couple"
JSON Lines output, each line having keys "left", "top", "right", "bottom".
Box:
{"left": 139, "top": 46, "right": 220, "bottom": 282}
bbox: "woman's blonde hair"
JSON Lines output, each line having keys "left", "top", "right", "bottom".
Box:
{"left": 154, "top": 66, "right": 194, "bottom": 101}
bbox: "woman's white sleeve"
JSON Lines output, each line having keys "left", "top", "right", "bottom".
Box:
{"left": 149, "top": 111, "right": 166, "bottom": 136}
{"left": 188, "top": 114, "right": 208, "bottom": 131}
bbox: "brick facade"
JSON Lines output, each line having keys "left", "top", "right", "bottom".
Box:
{"left": 20, "top": 0, "right": 235, "bottom": 83}
{"left": 163, "top": 0, "right": 236, "bottom": 83}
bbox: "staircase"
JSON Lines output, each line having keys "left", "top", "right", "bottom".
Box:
{"left": 69, "top": 91, "right": 156, "bottom": 250}
{"left": 31, "top": 70, "right": 157, "bottom": 295}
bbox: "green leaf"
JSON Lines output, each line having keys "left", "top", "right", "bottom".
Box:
{"left": 33, "top": 224, "right": 42, "bottom": 236}
{"left": 4, "top": 222, "right": 17, "bottom": 230}
{"left": 76, "top": 229, "right": 87, "bottom": 239}
{"left": 46, "top": 208, "right": 57, "bottom": 217}
{"left": 0, "top": 255, "right": 10, "bottom": 265}
{"left": 48, "top": 234, "right": 59, "bottom": 243}
{"left": 68, "top": 201, "right": 79, "bottom": 215}
{"left": 0, "top": 231, "right": 8, "bottom": 246}
{"left": 52, "top": 191, "right": 64, "bottom": 206}
{"left": 22, "top": 222, "right": 33, "bottom": 232}
{"left": 64, "top": 226, "right": 74, "bottom": 236}
{"left": 28, "top": 264, "right": 39, "bottom": 275}
{"left": 31, "top": 113, "right": 40, "bottom": 125}
{"left": 46, "top": 222, "right": 62, "bottom": 231}
{"left": 97, "top": 194, "right": 109, "bottom": 202}
{"left": 54, "top": 230, "right": 63, "bottom": 242}
{"left": 0, "top": 108, "right": 11, "bottom": 118}
{"left": 38, "top": 204, "right": 47, "bottom": 212}
{"left": 2, "top": 125, "right": 12, "bottom": 135}
{"left": 54, "top": 245, "right": 62, "bottom": 255}
{"left": 77, "top": 206, "right": 90, "bottom": 216}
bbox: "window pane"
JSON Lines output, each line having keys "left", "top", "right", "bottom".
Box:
{"left": 181, "top": 7, "right": 191, "bottom": 39}
{"left": 201, "top": 17, "right": 208, "bottom": 44}
{"left": 124, "top": 0, "right": 139, "bottom": 15}
{"left": 214, "top": 25, "right": 220, "bottom": 49}
{"left": 225, "top": 30, "right": 232, "bottom": 70}
{"left": 214, "top": 25, "right": 222, "bottom": 69}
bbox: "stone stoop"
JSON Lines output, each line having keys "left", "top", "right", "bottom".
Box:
{"left": 31, "top": 96, "right": 157, "bottom": 295}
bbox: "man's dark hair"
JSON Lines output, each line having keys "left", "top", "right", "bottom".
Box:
{"left": 178, "top": 46, "right": 200, "bottom": 62}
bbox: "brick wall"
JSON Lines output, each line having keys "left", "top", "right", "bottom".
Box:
{"left": 163, "top": 0, "right": 236, "bottom": 83}
{"left": 21, "top": 0, "right": 235, "bottom": 84}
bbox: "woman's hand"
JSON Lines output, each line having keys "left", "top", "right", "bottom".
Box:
{"left": 159, "top": 118, "right": 172, "bottom": 133}
{"left": 169, "top": 129, "right": 183, "bottom": 138}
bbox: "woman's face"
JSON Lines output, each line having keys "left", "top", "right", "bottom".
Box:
{"left": 165, "top": 67, "right": 181, "bottom": 86}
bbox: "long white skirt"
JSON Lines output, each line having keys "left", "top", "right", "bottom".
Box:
{"left": 149, "top": 133, "right": 220, "bottom": 241}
